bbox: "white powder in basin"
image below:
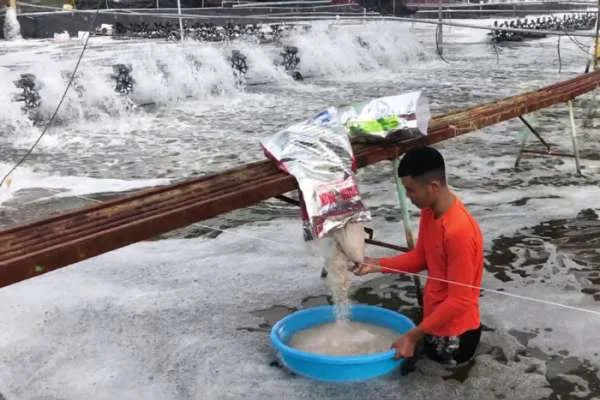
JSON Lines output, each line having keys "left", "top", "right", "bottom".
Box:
{"left": 288, "top": 321, "right": 399, "bottom": 356}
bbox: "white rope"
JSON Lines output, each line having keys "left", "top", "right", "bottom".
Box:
{"left": 9, "top": 3, "right": 600, "bottom": 39}
{"left": 16, "top": 10, "right": 596, "bottom": 39}
{"left": 375, "top": 264, "right": 600, "bottom": 318}
{"left": 395, "top": 15, "right": 600, "bottom": 38}
{"left": 15, "top": 10, "right": 97, "bottom": 16}
{"left": 93, "top": 9, "right": 365, "bottom": 18}
{"left": 13, "top": 9, "right": 370, "bottom": 18}
{"left": 233, "top": 0, "right": 333, "bottom": 7}
{"left": 233, "top": 5, "right": 363, "bottom": 12}
{"left": 415, "top": 8, "right": 597, "bottom": 14}
{"left": 191, "top": 222, "right": 600, "bottom": 318}
{"left": 406, "top": 0, "right": 597, "bottom": 10}
{"left": 0, "top": 0, "right": 103, "bottom": 188}
{"left": 15, "top": 1, "right": 63, "bottom": 10}
{"left": 4, "top": 185, "right": 106, "bottom": 204}
{"left": 43, "top": 187, "right": 105, "bottom": 204}
{"left": 251, "top": 4, "right": 361, "bottom": 10}
{"left": 252, "top": 11, "right": 378, "bottom": 17}
{"left": 195, "top": 222, "right": 297, "bottom": 247}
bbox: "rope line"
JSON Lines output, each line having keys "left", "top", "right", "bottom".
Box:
{"left": 191, "top": 223, "right": 600, "bottom": 318}
{"left": 0, "top": 0, "right": 104, "bottom": 188}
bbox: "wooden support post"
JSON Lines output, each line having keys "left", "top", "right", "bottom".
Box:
{"left": 583, "top": 87, "right": 598, "bottom": 128}
{"left": 177, "top": 0, "right": 184, "bottom": 41}
{"left": 584, "top": 2, "right": 600, "bottom": 126}
{"left": 393, "top": 159, "right": 423, "bottom": 309}
{"left": 568, "top": 100, "right": 582, "bottom": 176}
{"left": 594, "top": 0, "right": 600, "bottom": 71}
{"left": 437, "top": 0, "right": 443, "bottom": 56}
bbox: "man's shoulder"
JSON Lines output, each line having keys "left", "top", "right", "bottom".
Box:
{"left": 444, "top": 200, "right": 482, "bottom": 239}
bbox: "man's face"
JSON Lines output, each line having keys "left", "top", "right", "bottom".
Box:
{"left": 401, "top": 175, "right": 438, "bottom": 209}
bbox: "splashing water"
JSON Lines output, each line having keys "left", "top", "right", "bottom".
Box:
{"left": 3, "top": 7, "right": 22, "bottom": 41}
{"left": 0, "top": 21, "right": 426, "bottom": 127}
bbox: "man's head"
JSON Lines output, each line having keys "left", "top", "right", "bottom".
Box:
{"left": 397, "top": 146, "right": 447, "bottom": 209}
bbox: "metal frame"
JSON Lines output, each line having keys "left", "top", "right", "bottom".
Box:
{"left": 514, "top": 105, "right": 582, "bottom": 175}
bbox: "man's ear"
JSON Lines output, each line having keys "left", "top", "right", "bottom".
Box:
{"left": 429, "top": 180, "right": 442, "bottom": 192}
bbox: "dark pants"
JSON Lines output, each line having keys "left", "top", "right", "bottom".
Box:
{"left": 423, "top": 326, "right": 482, "bottom": 365}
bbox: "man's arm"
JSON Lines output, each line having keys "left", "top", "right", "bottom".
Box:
{"left": 418, "top": 232, "right": 480, "bottom": 334}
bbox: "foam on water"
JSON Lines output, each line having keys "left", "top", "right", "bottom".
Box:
{"left": 0, "top": 162, "right": 170, "bottom": 206}
{"left": 407, "top": 17, "right": 494, "bottom": 45}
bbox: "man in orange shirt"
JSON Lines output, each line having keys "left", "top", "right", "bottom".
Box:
{"left": 354, "top": 146, "right": 484, "bottom": 365}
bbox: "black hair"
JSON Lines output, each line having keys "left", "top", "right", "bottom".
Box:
{"left": 397, "top": 146, "right": 446, "bottom": 185}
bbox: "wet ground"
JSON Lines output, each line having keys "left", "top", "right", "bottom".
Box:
{"left": 246, "top": 209, "right": 600, "bottom": 399}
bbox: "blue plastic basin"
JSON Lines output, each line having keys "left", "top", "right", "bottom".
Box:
{"left": 270, "top": 304, "right": 416, "bottom": 382}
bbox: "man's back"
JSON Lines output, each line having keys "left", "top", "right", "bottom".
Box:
{"left": 418, "top": 197, "right": 484, "bottom": 337}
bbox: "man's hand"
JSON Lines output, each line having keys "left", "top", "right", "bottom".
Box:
{"left": 352, "top": 256, "right": 381, "bottom": 276}
{"left": 391, "top": 328, "right": 424, "bottom": 359}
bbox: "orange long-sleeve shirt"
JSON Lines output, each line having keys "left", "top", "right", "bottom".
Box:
{"left": 379, "top": 197, "right": 483, "bottom": 337}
